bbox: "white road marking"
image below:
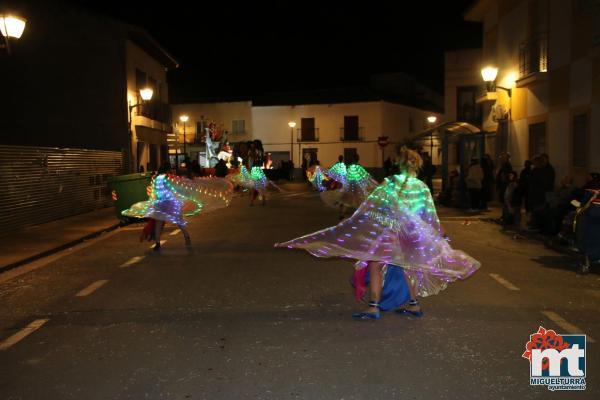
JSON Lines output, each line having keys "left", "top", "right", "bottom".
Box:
{"left": 150, "top": 240, "right": 166, "bottom": 249}
{"left": 169, "top": 229, "right": 181, "bottom": 236}
{"left": 75, "top": 279, "right": 109, "bottom": 297}
{"left": 0, "top": 319, "right": 49, "bottom": 350}
{"left": 488, "top": 273, "right": 520, "bottom": 291}
{"left": 281, "top": 191, "right": 312, "bottom": 198}
{"left": 0, "top": 229, "right": 122, "bottom": 285}
{"left": 120, "top": 226, "right": 144, "bottom": 231}
{"left": 541, "top": 311, "right": 596, "bottom": 343}
{"left": 119, "top": 256, "right": 145, "bottom": 268}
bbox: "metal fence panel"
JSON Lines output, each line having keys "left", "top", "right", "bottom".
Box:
{"left": 0, "top": 145, "right": 123, "bottom": 235}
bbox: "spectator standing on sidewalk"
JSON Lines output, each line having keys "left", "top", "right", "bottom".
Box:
{"left": 539, "top": 153, "right": 556, "bottom": 204}
{"left": 518, "top": 160, "right": 533, "bottom": 212}
{"left": 466, "top": 158, "right": 484, "bottom": 211}
{"left": 418, "top": 154, "right": 436, "bottom": 194}
{"left": 481, "top": 155, "right": 494, "bottom": 211}
{"left": 496, "top": 152, "right": 513, "bottom": 202}
{"left": 502, "top": 171, "right": 520, "bottom": 225}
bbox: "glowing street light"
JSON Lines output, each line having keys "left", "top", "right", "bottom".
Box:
{"left": 288, "top": 121, "right": 296, "bottom": 171}
{"left": 0, "top": 14, "right": 26, "bottom": 54}
{"left": 128, "top": 88, "right": 154, "bottom": 172}
{"left": 180, "top": 115, "right": 189, "bottom": 155}
{"left": 481, "top": 66, "right": 498, "bottom": 83}
{"left": 139, "top": 87, "right": 153, "bottom": 101}
{"left": 427, "top": 115, "right": 437, "bottom": 124}
{"left": 481, "top": 65, "right": 511, "bottom": 97}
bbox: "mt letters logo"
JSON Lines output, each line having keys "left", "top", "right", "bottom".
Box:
{"left": 523, "top": 326, "right": 586, "bottom": 391}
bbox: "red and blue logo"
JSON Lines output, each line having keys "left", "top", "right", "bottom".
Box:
{"left": 523, "top": 326, "right": 586, "bottom": 391}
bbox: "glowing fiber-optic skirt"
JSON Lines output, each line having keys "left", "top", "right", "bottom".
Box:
{"left": 277, "top": 174, "right": 481, "bottom": 297}
{"left": 122, "top": 174, "right": 233, "bottom": 225}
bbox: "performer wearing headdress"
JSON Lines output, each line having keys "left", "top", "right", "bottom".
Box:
{"left": 226, "top": 158, "right": 253, "bottom": 194}
{"left": 321, "top": 155, "right": 378, "bottom": 219}
{"left": 326, "top": 155, "right": 348, "bottom": 187}
{"left": 275, "top": 148, "right": 480, "bottom": 320}
{"left": 248, "top": 162, "right": 281, "bottom": 206}
{"left": 306, "top": 161, "right": 328, "bottom": 192}
{"left": 123, "top": 163, "right": 233, "bottom": 251}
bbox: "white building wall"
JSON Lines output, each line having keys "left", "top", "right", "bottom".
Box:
{"left": 125, "top": 40, "right": 170, "bottom": 171}
{"left": 171, "top": 101, "right": 253, "bottom": 144}
{"left": 170, "top": 100, "right": 438, "bottom": 170}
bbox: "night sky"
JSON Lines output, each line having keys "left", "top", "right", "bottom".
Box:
{"left": 71, "top": 0, "right": 481, "bottom": 103}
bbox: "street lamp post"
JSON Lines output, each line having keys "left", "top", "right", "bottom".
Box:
{"left": 128, "top": 87, "right": 153, "bottom": 173}
{"left": 426, "top": 115, "right": 437, "bottom": 163}
{"left": 481, "top": 66, "right": 513, "bottom": 155}
{"left": 0, "top": 14, "right": 26, "bottom": 54}
{"left": 180, "top": 115, "right": 189, "bottom": 157}
{"left": 288, "top": 121, "right": 296, "bottom": 179}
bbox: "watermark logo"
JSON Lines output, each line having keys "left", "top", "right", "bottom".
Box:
{"left": 522, "top": 326, "right": 586, "bottom": 391}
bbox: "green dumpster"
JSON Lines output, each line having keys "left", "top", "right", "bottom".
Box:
{"left": 108, "top": 173, "right": 153, "bottom": 221}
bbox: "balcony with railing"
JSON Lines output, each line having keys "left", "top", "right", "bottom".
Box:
{"left": 297, "top": 127, "right": 319, "bottom": 142}
{"left": 517, "top": 32, "right": 548, "bottom": 87}
{"left": 340, "top": 127, "right": 365, "bottom": 141}
{"left": 136, "top": 97, "right": 173, "bottom": 126}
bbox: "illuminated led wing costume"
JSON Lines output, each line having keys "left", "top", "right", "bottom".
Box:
{"left": 326, "top": 162, "right": 347, "bottom": 186}
{"left": 122, "top": 174, "right": 233, "bottom": 226}
{"left": 276, "top": 174, "right": 480, "bottom": 298}
{"left": 320, "top": 164, "right": 378, "bottom": 209}
{"left": 307, "top": 165, "right": 328, "bottom": 192}
{"left": 232, "top": 166, "right": 280, "bottom": 194}
{"left": 227, "top": 165, "right": 253, "bottom": 189}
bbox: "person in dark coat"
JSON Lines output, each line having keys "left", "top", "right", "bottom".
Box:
{"left": 518, "top": 160, "right": 533, "bottom": 212}
{"left": 496, "top": 152, "right": 513, "bottom": 202}
{"left": 481, "top": 155, "right": 494, "bottom": 211}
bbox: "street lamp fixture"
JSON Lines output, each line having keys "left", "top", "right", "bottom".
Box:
{"left": 427, "top": 115, "right": 437, "bottom": 124}
{"left": 179, "top": 115, "right": 189, "bottom": 156}
{"left": 0, "top": 14, "right": 26, "bottom": 54}
{"left": 139, "top": 87, "right": 153, "bottom": 101}
{"left": 481, "top": 66, "right": 511, "bottom": 97}
{"left": 128, "top": 87, "right": 154, "bottom": 173}
{"left": 288, "top": 121, "right": 296, "bottom": 171}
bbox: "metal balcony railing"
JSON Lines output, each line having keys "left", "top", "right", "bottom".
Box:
{"left": 339, "top": 127, "right": 365, "bottom": 141}
{"left": 297, "top": 128, "right": 319, "bottom": 142}
{"left": 519, "top": 32, "right": 548, "bottom": 78}
{"left": 137, "top": 97, "right": 173, "bottom": 125}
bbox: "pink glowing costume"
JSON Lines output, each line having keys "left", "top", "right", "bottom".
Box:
{"left": 122, "top": 174, "right": 233, "bottom": 226}
{"left": 276, "top": 174, "right": 481, "bottom": 297}
{"left": 320, "top": 164, "right": 378, "bottom": 209}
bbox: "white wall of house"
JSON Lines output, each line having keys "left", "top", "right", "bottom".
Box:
{"left": 171, "top": 101, "right": 254, "bottom": 145}
{"left": 171, "top": 100, "right": 439, "bottom": 170}
{"left": 468, "top": 0, "right": 600, "bottom": 186}
{"left": 125, "top": 40, "right": 170, "bottom": 172}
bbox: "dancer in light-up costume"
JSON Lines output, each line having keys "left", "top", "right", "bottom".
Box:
{"left": 229, "top": 158, "right": 280, "bottom": 206}
{"left": 226, "top": 160, "right": 253, "bottom": 192}
{"left": 306, "top": 163, "right": 328, "bottom": 192}
{"left": 325, "top": 157, "right": 347, "bottom": 187}
{"left": 123, "top": 163, "right": 233, "bottom": 251}
{"left": 321, "top": 157, "right": 378, "bottom": 219}
{"left": 276, "top": 148, "right": 480, "bottom": 320}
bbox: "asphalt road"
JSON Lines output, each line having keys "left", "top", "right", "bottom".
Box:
{"left": 1, "top": 185, "right": 599, "bottom": 400}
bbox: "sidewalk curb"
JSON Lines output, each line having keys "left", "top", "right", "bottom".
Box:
{"left": 0, "top": 222, "right": 122, "bottom": 274}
